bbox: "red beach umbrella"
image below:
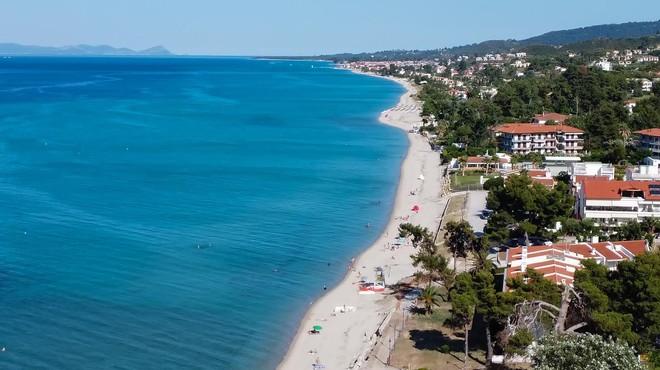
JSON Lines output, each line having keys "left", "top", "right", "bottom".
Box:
{"left": 412, "top": 205, "right": 420, "bottom": 212}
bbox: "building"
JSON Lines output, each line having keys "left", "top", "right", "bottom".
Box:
{"left": 626, "top": 157, "right": 660, "bottom": 181}
{"left": 532, "top": 113, "right": 571, "bottom": 125}
{"left": 504, "top": 240, "right": 648, "bottom": 287}
{"left": 544, "top": 156, "right": 582, "bottom": 176}
{"left": 595, "top": 60, "right": 612, "bottom": 71}
{"left": 461, "top": 155, "right": 511, "bottom": 172}
{"left": 493, "top": 123, "right": 585, "bottom": 156}
{"left": 634, "top": 128, "right": 660, "bottom": 157}
{"left": 570, "top": 162, "right": 615, "bottom": 192}
{"left": 577, "top": 179, "right": 660, "bottom": 226}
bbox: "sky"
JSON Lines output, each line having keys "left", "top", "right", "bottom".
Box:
{"left": 1, "top": 0, "right": 659, "bottom": 56}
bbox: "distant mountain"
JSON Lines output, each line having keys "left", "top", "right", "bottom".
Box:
{"left": 522, "top": 20, "right": 660, "bottom": 46}
{"left": 310, "top": 20, "right": 660, "bottom": 61}
{"left": 0, "top": 43, "right": 174, "bottom": 56}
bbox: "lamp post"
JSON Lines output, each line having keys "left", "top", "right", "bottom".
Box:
{"left": 387, "top": 338, "right": 392, "bottom": 366}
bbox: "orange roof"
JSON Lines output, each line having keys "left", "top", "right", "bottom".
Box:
{"left": 466, "top": 156, "right": 508, "bottom": 164}
{"left": 573, "top": 175, "right": 611, "bottom": 184}
{"left": 495, "top": 123, "right": 584, "bottom": 134}
{"left": 615, "top": 240, "right": 647, "bottom": 256}
{"left": 582, "top": 179, "right": 660, "bottom": 200}
{"left": 634, "top": 128, "right": 660, "bottom": 137}
{"left": 591, "top": 242, "right": 625, "bottom": 261}
{"left": 505, "top": 240, "right": 647, "bottom": 287}
{"left": 533, "top": 113, "right": 571, "bottom": 123}
{"left": 532, "top": 177, "right": 555, "bottom": 188}
{"left": 528, "top": 169, "right": 549, "bottom": 177}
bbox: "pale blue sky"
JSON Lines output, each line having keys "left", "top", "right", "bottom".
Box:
{"left": 1, "top": 0, "right": 659, "bottom": 56}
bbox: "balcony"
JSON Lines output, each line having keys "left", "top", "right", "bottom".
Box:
{"left": 512, "top": 137, "right": 531, "bottom": 142}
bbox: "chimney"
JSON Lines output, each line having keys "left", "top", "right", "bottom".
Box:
{"left": 590, "top": 235, "right": 599, "bottom": 243}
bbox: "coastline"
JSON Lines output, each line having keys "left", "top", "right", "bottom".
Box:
{"left": 278, "top": 72, "right": 447, "bottom": 369}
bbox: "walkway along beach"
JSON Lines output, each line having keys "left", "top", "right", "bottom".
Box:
{"left": 278, "top": 75, "right": 450, "bottom": 369}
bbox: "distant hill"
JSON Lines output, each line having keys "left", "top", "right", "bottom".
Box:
{"left": 310, "top": 20, "right": 660, "bottom": 61}
{"left": 0, "top": 43, "right": 174, "bottom": 56}
{"left": 523, "top": 20, "right": 660, "bottom": 46}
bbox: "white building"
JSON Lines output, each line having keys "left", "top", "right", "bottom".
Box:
{"left": 635, "top": 128, "right": 660, "bottom": 157}
{"left": 626, "top": 157, "right": 660, "bottom": 181}
{"left": 570, "top": 162, "right": 615, "bottom": 177}
{"left": 577, "top": 179, "right": 660, "bottom": 226}
{"left": 595, "top": 60, "right": 612, "bottom": 71}
{"left": 504, "top": 240, "right": 648, "bottom": 287}
{"left": 493, "top": 123, "right": 585, "bottom": 156}
{"left": 569, "top": 162, "right": 615, "bottom": 193}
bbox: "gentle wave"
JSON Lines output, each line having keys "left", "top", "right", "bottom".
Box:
{"left": 0, "top": 57, "right": 405, "bottom": 369}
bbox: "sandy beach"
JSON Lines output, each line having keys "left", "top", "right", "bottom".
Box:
{"left": 278, "top": 74, "right": 448, "bottom": 370}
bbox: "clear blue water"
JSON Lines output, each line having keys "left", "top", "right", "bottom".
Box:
{"left": 0, "top": 57, "right": 406, "bottom": 369}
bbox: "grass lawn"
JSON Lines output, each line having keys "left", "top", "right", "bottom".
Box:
{"left": 452, "top": 173, "right": 494, "bottom": 187}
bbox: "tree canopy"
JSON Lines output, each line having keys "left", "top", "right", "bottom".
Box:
{"left": 531, "top": 333, "right": 645, "bottom": 370}
{"left": 485, "top": 173, "right": 574, "bottom": 241}
{"left": 575, "top": 253, "right": 660, "bottom": 353}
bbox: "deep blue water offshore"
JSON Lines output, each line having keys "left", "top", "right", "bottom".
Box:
{"left": 0, "top": 57, "right": 406, "bottom": 369}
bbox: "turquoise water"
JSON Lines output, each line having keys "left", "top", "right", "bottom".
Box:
{"left": 0, "top": 57, "right": 406, "bottom": 369}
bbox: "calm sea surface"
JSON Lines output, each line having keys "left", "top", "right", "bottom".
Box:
{"left": 0, "top": 57, "right": 406, "bottom": 369}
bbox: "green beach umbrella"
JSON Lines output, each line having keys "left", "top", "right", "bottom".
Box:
{"left": 313, "top": 325, "right": 323, "bottom": 331}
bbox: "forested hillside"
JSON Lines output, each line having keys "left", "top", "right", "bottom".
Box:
{"left": 308, "top": 20, "right": 660, "bottom": 61}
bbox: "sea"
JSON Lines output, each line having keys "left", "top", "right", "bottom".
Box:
{"left": 0, "top": 57, "right": 407, "bottom": 369}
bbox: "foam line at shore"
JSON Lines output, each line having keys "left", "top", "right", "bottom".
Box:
{"left": 277, "top": 72, "right": 449, "bottom": 370}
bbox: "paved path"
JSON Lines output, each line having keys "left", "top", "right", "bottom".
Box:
{"left": 465, "top": 190, "right": 488, "bottom": 237}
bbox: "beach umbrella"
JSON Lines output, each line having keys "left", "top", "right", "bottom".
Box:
{"left": 313, "top": 325, "right": 323, "bottom": 331}
{"left": 412, "top": 205, "right": 420, "bottom": 212}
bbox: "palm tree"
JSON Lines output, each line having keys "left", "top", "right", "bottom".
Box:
{"left": 419, "top": 285, "right": 442, "bottom": 315}
{"left": 469, "top": 249, "right": 493, "bottom": 276}
{"left": 459, "top": 156, "right": 468, "bottom": 176}
{"left": 641, "top": 217, "right": 660, "bottom": 235}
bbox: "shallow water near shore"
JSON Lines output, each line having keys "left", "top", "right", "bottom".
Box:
{"left": 0, "top": 57, "right": 406, "bottom": 369}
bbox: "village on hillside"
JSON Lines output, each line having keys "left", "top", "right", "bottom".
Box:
{"left": 340, "top": 41, "right": 660, "bottom": 370}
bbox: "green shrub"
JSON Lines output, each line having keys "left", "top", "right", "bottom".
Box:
{"left": 440, "top": 344, "right": 451, "bottom": 354}
{"left": 482, "top": 176, "right": 504, "bottom": 190}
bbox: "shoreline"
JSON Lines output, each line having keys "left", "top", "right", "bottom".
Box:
{"left": 278, "top": 71, "right": 447, "bottom": 369}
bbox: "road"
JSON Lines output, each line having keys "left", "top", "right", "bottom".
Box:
{"left": 465, "top": 190, "right": 488, "bottom": 237}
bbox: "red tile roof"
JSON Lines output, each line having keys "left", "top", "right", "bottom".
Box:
{"left": 591, "top": 242, "right": 625, "bottom": 261}
{"left": 573, "top": 175, "right": 611, "bottom": 185}
{"left": 495, "top": 123, "right": 584, "bottom": 134}
{"left": 532, "top": 177, "right": 555, "bottom": 187}
{"left": 616, "top": 240, "right": 647, "bottom": 255}
{"left": 582, "top": 179, "right": 660, "bottom": 200}
{"left": 528, "top": 169, "right": 549, "bottom": 177}
{"left": 505, "top": 240, "right": 647, "bottom": 287}
{"left": 635, "top": 128, "right": 660, "bottom": 137}
{"left": 533, "top": 113, "right": 571, "bottom": 123}
{"left": 466, "top": 156, "right": 508, "bottom": 164}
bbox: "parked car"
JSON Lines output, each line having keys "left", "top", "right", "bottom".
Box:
{"left": 404, "top": 289, "right": 422, "bottom": 300}
{"left": 529, "top": 236, "right": 553, "bottom": 246}
{"left": 505, "top": 236, "right": 553, "bottom": 248}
